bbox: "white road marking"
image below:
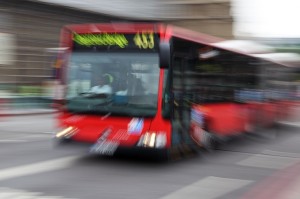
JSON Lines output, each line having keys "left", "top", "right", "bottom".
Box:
{"left": 0, "top": 135, "right": 52, "bottom": 143}
{"left": 160, "top": 176, "right": 253, "bottom": 199}
{"left": 237, "top": 154, "right": 300, "bottom": 169}
{"left": 0, "top": 139, "right": 27, "bottom": 143}
{"left": 0, "top": 187, "right": 77, "bottom": 199}
{"left": 43, "top": 132, "right": 56, "bottom": 134}
{"left": 0, "top": 132, "right": 54, "bottom": 143}
{"left": 0, "top": 121, "right": 50, "bottom": 127}
{"left": 0, "top": 156, "right": 80, "bottom": 181}
{"left": 20, "top": 134, "right": 52, "bottom": 140}
{"left": 262, "top": 150, "right": 300, "bottom": 158}
{"left": 0, "top": 187, "right": 42, "bottom": 198}
{"left": 278, "top": 121, "right": 300, "bottom": 127}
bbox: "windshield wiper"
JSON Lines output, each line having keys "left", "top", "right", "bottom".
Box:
{"left": 101, "top": 112, "right": 111, "bottom": 120}
{"left": 78, "top": 92, "right": 110, "bottom": 99}
{"left": 127, "top": 103, "right": 156, "bottom": 108}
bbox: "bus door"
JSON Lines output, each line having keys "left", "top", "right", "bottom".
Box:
{"left": 171, "top": 55, "right": 194, "bottom": 146}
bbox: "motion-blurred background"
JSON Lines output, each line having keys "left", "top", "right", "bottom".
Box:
{"left": 0, "top": 0, "right": 299, "bottom": 110}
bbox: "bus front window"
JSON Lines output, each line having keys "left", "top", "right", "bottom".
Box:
{"left": 66, "top": 52, "right": 160, "bottom": 117}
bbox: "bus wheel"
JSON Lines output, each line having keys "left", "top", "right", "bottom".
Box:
{"left": 53, "top": 137, "right": 72, "bottom": 147}
{"left": 201, "top": 131, "right": 218, "bottom": 152}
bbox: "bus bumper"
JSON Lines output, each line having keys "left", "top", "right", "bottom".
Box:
{"left": 54, "top": 137, "right": 169, "bottom": 161}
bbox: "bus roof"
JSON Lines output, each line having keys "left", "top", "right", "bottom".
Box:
{"left": 62, "top": 23, "right": 300, "bottom": 69}
{"left": 62, "top": 22, "right": 224, "bottom": 44}
{"left": 252, "top": 53, "right": 300, "bottom": 68}
{"left": 211, "top": 40, "right": 300, "bottom": 68}
{"left": 64, "top": 23, "right": 161, "bottom": 34}
{"left": 212, "top": 40, "right": 274, "bottom": 54}
{"left": 169, "top": 25, "right": 224, "bottom": 44}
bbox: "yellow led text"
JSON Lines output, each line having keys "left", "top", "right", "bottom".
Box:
{"left": 73, "top": 33, "right": 128, "bottom": 48}
{"left": 133, "top": 32, "right": 154, "bottom": 49}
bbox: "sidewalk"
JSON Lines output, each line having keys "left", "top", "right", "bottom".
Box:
{"left": 0, "top": 93, "right": 59, "bottom": 116}
{"left": 0, "top": 108, "right": 59, "bottom": 116}
{"left": 241, "top": 159, "right": 300, "bottom": 199}
{"left": 278, "top": 104, "right": 300, "bottom": 128}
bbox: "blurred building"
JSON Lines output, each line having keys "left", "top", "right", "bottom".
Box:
{"left": 160, "top": 0, "right": 232, "bottom": 39}
{"left": 0, "top": 0, "right": 232, "bottom": 88}
{"left": 0, "top": 0, "right": 120, "bottom": 89}
{"left": 260, "top": 38, "right": 300, "bottom": 54}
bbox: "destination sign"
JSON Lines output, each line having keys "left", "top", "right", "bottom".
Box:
{"left": 72, "top": 32, "right": 158, "bottom": 51}
{"left": 73, "top": 33, "right": 128, "bottom": 48}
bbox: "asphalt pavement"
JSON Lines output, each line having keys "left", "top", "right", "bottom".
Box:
{"left": 0, "top": 114, "right": 299, "bottom": 199}
{"left": 0, "top": 108, "right": 58, "bottom": 117}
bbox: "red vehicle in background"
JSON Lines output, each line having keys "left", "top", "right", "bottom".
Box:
{"left": 252, "top": 52, "right": 300, "bottom": 122}
{"left": 54, "top": 23, "right": 297, "bottom": 159}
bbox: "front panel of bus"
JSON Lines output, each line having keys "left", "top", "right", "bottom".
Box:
{"left": 56, "top": 25, "right": 171, "bottom": 155}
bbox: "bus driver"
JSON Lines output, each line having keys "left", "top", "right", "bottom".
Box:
{"left": 90, "top": 74, "right": 113, "bottom": 95}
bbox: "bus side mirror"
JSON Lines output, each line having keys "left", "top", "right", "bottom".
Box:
{"left": 159, "top": 41, "right": 171, "bottom": 69}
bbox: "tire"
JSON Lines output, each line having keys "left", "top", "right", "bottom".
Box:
{"left": 52, "top": 136, "right": 72, "bottom": 147}
{"left": 201, "top": 130, "right": 218, "bottom": 152}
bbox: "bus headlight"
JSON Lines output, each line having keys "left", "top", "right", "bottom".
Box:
{"left": 137, "top": 132, "right": 167, "bottom": 148}
{"left": 55, "top": 126, "right": 78, "bottom": 139}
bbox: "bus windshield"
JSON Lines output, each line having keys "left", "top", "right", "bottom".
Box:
{"left": 66, "top": 52, "right": 160, "bottom": 117}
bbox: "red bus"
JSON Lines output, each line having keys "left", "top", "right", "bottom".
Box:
{"left": 252, "top": 53, "right": 300, "bottom": 122}
{"left": 54, "top": 23, "right": 296, "bottom": 159}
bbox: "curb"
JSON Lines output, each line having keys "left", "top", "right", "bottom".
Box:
{"left": 240, "top": 160, "right": 300, "bottom": 199}
{"left": 0, "top": 110, "right": 59, "bottom": 117}
{"left": 277, "top": 121, "right": 300, "bottom": 128}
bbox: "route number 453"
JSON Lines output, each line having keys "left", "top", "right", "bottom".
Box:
{"left": 134, "top": 32, "right": 154, "bottom": 49}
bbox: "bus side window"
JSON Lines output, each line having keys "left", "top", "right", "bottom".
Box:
{"left": 162, "top": 69, "right": 171, "bottom": 118}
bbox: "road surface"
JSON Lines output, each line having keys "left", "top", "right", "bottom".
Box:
{"left": 0, "top": 114, "right": 299, "bottom": 199}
